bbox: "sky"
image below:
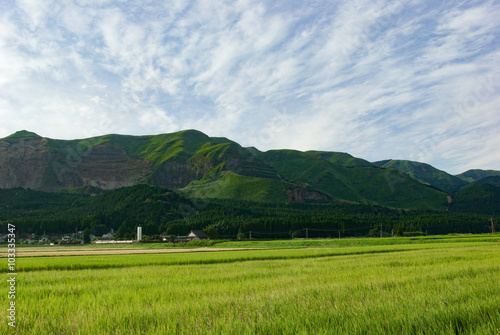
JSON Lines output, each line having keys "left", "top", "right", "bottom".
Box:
{"left": 0, "top": 0, "right": 499, "bottom": 174}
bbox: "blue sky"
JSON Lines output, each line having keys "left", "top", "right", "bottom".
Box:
{"left": 0, "top": 0, "right": 499, "bottom": 174}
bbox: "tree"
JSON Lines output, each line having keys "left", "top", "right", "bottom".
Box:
{"left": 203, "top": 226, "right": 219, "bottom": 239}
{"left": 393, "top": 224, "right": 404, "bottom": 237}
{"left": 83, "top": 228, "right": 91, "bottom": 244}
{"left": 237, "top": 225, "right": 245, "bottom": 240}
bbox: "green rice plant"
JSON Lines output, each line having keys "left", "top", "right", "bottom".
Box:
{"left": 1, "top": 241, "right": 499, "bottom": 334}
{"left": 7, "top": 241, "right": 494, "bottom": 273}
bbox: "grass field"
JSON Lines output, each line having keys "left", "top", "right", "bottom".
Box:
{"left": 2, "top": 235, "right": 499, "bottom": 334}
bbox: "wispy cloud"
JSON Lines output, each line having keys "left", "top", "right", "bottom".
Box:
{"left": 0, "top": 0, "right": 499, "bottom": 173}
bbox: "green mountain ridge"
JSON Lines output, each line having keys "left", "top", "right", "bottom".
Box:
{"left": 378, "top": 160, "right": 468, "bottom": 193}
{"left": 258, "top": 150, "right": 446, "bottom": 210}
{"left": 0, "top": 129, "right": 494, "bottom": 211}
{"left": 456, "top": 169, "right": 500, "bottom": 183}
{"left": 307, "top": 151, "right": 373, "bottom": 167}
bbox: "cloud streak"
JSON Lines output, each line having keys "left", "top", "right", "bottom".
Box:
{"left": 0, "top": 0, "right": 499, "bottom": 174}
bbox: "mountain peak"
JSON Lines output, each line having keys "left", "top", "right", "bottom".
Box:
{"left": 2, "top": 130, "right": 42, "bottom": 142}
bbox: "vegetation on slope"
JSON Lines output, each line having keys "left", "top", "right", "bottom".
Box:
{"left": 5, "top": 242, "right": 500, "bottom": 334}
{"left": 456, "top": 169, "right": 500, "bottom": 182}
{"left": 2, "top": 129, "right": 498, "bottom": 214}
{"left": 258, "top": 150, "right": 447, "bottom": 210}
{"left": 307, "top": 151, "right": 373, "bottom": 167}
{"left": 379, "top": 160, "right": 468, "bottom": 193}
{"left": 449, "top": 183, "right": 500, "bottom": 215}
{"left": 1, "top": 130, "right": 42, "bottom": 143}
{"left": 0, "top": 185, "right": 494, "bottom": 239}
{"left": 179, "top": 172, "right": 289, "bottom": 203}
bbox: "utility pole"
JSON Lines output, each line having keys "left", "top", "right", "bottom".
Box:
{"left": 491, "top": 218, "right": 495, "bottom": 234}
{"left": 249, "top": 231, "right": 252, "bottom": 239}
{"left": 306, "top": 228, "right": 308, "bottom": 239}
{"left": 380, "top": 223, "right": 383, "bottom": 238}
{"left": 338, "top": 230, "right": 340, "bottom": 239}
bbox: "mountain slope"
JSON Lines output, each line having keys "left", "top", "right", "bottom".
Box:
{"left": 449, "top": 183, "right": 500, "bottom": 215}
{"left": 471, "top": 176, "right": 500, "bottom": 187}
{"left": 456, "top": 169, "right": 500, "bottom": 183}
{"left": 0, "top": 130, "right": 280, "bottom": 192}
{"left": 307, "top": 151, "right": 373, "bottom": 167}
{"left": 258, "top": 150, "right": 447, "bottom": 210}
{"left": 179, "top": 171, "right": 330, "bottom": 203}
{"left": 0, "top": 130, "right": 465, "bottom": 210}
{"left": 379, "top": 160, "right": 468, "bottom": 193}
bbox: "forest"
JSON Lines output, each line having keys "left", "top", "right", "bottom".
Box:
{"left": 0, "top": 184, "right": 495, "bottom": 240}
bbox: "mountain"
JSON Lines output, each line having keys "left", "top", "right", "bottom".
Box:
{"left": 372, "top": 159, "right": 392, "bottom": 167}
{"left": 471, "top": 176, "right": 500, "bottom": 187}
{"left": 456, "top": 169, "right": 500, "bottom": 183}
{"left": 257, "top": 150, "right": 446, "bottom": 210}
{"left": 449, "top": 183, "right": 500, "bottom": 215}
{"left": 376, "top": 160, "right": 468, "bottom": 193}
{"left": 306, "top": 151, "right": 373, "bottom": 167}
{"left": 0, "top": 129, "right": 277, "bottom": 191}
{"left": 448, "top": 176, "right": 500, "bottom": 214}
{"left": 0, "top": 129, "right": 451, "bottom": 210}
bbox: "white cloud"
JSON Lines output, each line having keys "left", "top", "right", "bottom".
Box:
{"left": 0, "top": 0, "right": 499, "bottom": 173}
{"left": 139, "top": 109, "right": 178, "bottom": 133}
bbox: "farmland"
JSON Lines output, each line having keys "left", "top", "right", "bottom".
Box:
{"left": 2, "top": 235, "right": 500, "bottom": 334}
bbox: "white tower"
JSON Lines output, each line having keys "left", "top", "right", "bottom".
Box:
{"left": 137, "top": 226, "right": 142, "bottom": 242}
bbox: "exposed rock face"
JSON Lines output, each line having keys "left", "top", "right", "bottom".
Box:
{"left": 149, "top": 161, "right": 210, "bottom": 189}
{"left": 0, "top": 138, "right": 58, "bottom": 191}
{"left": 284, "top": 187, "right": 330, "bottom": 203}
{"left": 0, "top": 136, "right": 219, "bottom": 191}
{"left": 0, "top": 139, "right": 153, "bottom": 191}
{"left": 59, "top": 142, "right": 153, "bottom": 190}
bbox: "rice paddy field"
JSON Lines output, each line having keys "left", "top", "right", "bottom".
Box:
{"left": 2, "top": 234, "right": 500, "bottom": 334}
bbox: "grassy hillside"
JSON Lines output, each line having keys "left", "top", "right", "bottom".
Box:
{"left": 179, "top": 171, "right": 289, "bottom": 203}
{"left": 45, "top": 130, "right": 279, "bottom": 180}
{"left": 258, "top": 150, "right": 363, "bottom": 202}
{"left": 1, "top": 130, "right": 42, "bottom": 142}
{"left": 380, "top": 160, "right": 468, "bottom": 193}
{"left": 0, "top": 129, "right": 492, "bottom": 212}
{"left": 372, "top": 159, "right": 392, "bottom": 167}
{"left": 307, "top": 151, "right": 373, "bottom": 167}
{"left": 340, "top": 167, "right": 447, "bottom": 210}
{"left": 456, "top": 169, "right": 500, "bottom": 182}
{"left": 471, "top": 176, "right": 500, "bottom": 187}
{"left": 259, "top": 150, "right": 447, "bottom": 210}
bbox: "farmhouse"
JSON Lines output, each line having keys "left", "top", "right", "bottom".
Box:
{"left": 161, "top": 230, "right": 210, "bottom": 242}
{"left": 187, "top": 230, "right": 209, "bottom": 240}
{"left": 102, "top": 229, "right": 115, "bottom": 239}
{"left": 39, "top": 237, "right": 50, "bottom": 243}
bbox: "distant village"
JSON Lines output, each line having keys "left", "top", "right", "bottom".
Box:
{"left": 0, "top": 228, "right": 210, "bottom": 245}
